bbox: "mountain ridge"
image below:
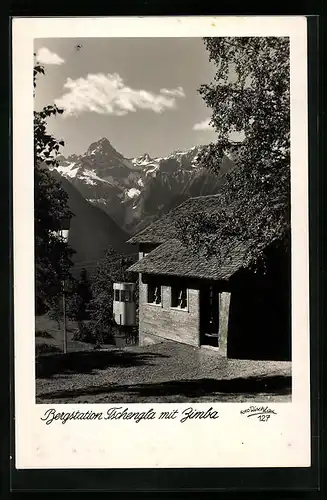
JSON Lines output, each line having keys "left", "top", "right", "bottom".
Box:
{"left": 50, "top": 137, "right": 235, "bottom": 234}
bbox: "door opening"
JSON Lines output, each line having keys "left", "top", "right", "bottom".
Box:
{"left": 200, "top": 285, "right": 219, "bottom": 347}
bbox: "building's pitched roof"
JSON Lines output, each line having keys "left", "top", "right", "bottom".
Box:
{"left": 127, "top": 238, "right": 248, "bottom": 281}
{"left": 126, "top": 192, "right": 283, "bottom": 281}
{"left": 127, "top": 194, "right": 225, "bottom": 245}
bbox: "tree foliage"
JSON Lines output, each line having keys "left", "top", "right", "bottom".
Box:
{"left": 177, "top": 37, "right": 290, "bottom": 269}
{"left": 88, "top": 250, "right": 138, "bottom": 345}
{"left": 34, "top": 58, "right": 75, "bottom": 313}
{"left": 66, "top": 269, "right": 93, "bottom": 321}
{"left": 66, "top": 269, "right": 93, "bottom": 341}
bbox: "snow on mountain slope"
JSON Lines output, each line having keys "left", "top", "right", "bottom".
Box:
{"left": 52, "top": 137, "right": 204, "bottom": 200}
{"left": 51, "top": 137, "right": 234, "bottom": 233}
{"left": 55, "top": 161, "right": 79, "bottom": 179}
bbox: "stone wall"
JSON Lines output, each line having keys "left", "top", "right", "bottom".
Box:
{"left": 138, "top": 276, "right": 200, "bottom": 347}
{"left": 137, "top": 247, "right": 231, "bottom": 353}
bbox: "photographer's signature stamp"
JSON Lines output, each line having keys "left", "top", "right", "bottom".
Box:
{"left": 240, "top": 405, "right": 277, "bottom": 422}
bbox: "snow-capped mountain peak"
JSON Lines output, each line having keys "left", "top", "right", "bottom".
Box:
{"left": 51, "top": 138, "right": 233, "bottom": 234}
{"left": 139, "top": 152, "right": 152, "bottom": 162}
{"left": 51, "top": 140, "right": 209, "bottom": 204}
{"left": 86, "top": 137, "right": 123, "bottom": 157}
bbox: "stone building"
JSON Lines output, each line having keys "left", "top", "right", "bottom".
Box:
{"left": 127, "top": 194, "right": 291, "bottom": 360}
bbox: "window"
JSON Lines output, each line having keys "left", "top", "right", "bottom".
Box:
{"left": 114, "top": 289, "right": 133, "bottom": 302}
{"left": 171, "top": 287, "right": 187, "bottom": 309}
{"left": 121, "top": 289, "right": 132, "bottom": 302}
{"left": 147, "top": 283, "right": 161, "bottom": 305}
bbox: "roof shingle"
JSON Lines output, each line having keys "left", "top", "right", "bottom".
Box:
{"left": 127, "top": 194, "right": 225, "bottom": 245}
{"left": 127, "top": 238, "right": 247, "bottom": 281}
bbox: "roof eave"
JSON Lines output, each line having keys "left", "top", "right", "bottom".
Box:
{"left": 127, "top": 237, "right": 164, "bottom": 245}
{"left": 125, "top": 263, "right": 233, "bottom": 282}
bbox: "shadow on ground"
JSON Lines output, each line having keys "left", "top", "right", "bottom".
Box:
{"left": 36, "top": 350, "right": 169, "bottom": 378}
{"left": 36, "top": 344, "right": 62, "bottom": 356}
{"left": 35, "top": 330, "right": 54, "bottom": 339}
{"left": 37, "top": 375, "right": 291, "bottom": 400}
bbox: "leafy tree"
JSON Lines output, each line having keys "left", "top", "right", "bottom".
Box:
{"left": 177, "top": 37, "right": 290, "bottom": 269}
{"left": 34, "top": 58, "right": 75, "bottom": 313}
{"left": 67, "top": 269, "right": 92, "bottom": 320}
{"left": 66, "top": 269, "right": 93, "bottom": 340}
{"left": 88, "top": 250, "right": 138, "bottom": 345}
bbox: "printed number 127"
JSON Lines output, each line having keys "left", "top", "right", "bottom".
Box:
{"left": 258, "top": 414, "right": 270, "bottom": 422}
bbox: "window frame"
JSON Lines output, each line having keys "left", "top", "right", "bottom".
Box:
{"left": 170, "top": 286, "right": 188, "bottom": 311}
{"left": 147, "top": 282, "right": 162, "bottom": 306}
{"left": 114, "top": 288, "right": 134, "bottom": 302}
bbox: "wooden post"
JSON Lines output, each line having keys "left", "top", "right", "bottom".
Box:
{"left": 62, "top": 282, "right": 67, "bottom": 354}
{"left": 218, "top": 292, "right": 231, "bottom": 357}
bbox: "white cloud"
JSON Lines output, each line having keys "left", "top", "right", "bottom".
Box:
{"left": 36, "top": 47, "right": 65, "bottom": 65}
{"left": 160, "top": 86, "right": 185, "bottom": 97}
{"left": 193, "top": 118, "right": 213, "bottom": 131}
{"left": 54, "top": 73, "right": 185, "bottom": 117}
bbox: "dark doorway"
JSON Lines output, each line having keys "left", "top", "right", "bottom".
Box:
{"left": 227, "top": 246, "right": 291, "bottom": 361}
{"left": 200, "top": 285, "right": 219, "bottom": 347}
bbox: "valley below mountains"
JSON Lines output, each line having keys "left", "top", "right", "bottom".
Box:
{"left": 52, "top": 137, "right": 234, "bottom": 235}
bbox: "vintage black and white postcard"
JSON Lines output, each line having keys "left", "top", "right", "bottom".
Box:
{"left": 13, "top": 16, "right": 311, "bottom": 469}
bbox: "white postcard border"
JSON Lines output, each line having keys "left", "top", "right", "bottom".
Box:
{"left": 12, "top": 16, "right": 310, "bottom": 469}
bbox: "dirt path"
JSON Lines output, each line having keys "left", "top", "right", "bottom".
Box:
{"left": 36, "top": 340, "right": 291, "bottom": 404}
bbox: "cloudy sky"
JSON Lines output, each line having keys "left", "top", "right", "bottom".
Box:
{"left": 34, "top": 38, "right": 218, "bottom": 158}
